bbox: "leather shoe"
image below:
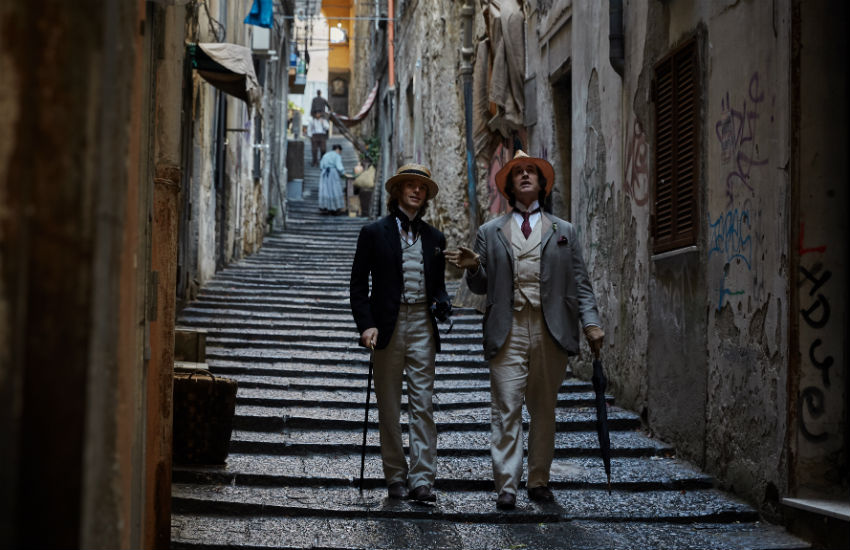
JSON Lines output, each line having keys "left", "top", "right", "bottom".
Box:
{"left": 387, "top": 481, "right": 409, "bottom": 500}
{"left": 410, "top": 484, "right": 436, "bottom": 502}
{"left": 496, "top": 491, "right": 516, "bottom": 510}
{"left": 528, "top": 485, "right": 555, "bottom": 502}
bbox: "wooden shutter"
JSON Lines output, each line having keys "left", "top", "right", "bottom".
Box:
{"left": 652, "top": 38, "right": 699, "bottom": 253}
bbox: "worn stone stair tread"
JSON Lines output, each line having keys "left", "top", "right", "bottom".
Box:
{"left": 171, "top": 483, "right": 754, "bottom": 523}
{"left": 228, "top": 428, "right": 672, "bottom": 456}
{"left": 171, "top": 514, "right": 810, "bottom": 550}
{"left": 177, "top": 324, "right": 484, "bottom": 343}
{"left": 173, "top": 454, "right": 704, "bottom": 487}
{"left": 235, "top": 387, "right": 612, "bottom": 409}
{"left": 209, "top": 360, "right": 489, "bottom": 379}
{"left": 204, "top": 347, "right": 486, "bottom": 366}
{"left": 234, "top": 404, "right": 638, "bottom": 424}
{"left": 225, "top": 374, "right": 590, "bottom": 392}
{"left": 207, "top": 338, "right": 484, "bottom": 354}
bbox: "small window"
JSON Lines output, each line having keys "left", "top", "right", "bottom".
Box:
{"left": 652, "top": 37, "right": 700, "bottom": 254}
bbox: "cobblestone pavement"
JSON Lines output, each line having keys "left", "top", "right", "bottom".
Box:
{"left": 171, "top": 138, "right": 808, "bottom": 549}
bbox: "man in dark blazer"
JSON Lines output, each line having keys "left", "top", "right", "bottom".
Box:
{"left": 446, "top": 150, "right": 604, "bottom": 510}
{"left": 350, "top": 164, "right": 451, "bottom": 502}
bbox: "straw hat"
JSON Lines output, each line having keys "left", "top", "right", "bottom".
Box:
{"left": 494, "top": 150, "right": 555, "bottom": 199}
{"left": 384, "top": 164, "right": 439, "bottom": 200}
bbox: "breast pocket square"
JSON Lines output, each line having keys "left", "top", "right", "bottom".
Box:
{"left": 557, "top": 236, "right": 568, "bottom": 245}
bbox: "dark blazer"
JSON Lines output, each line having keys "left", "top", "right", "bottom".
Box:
{"left": 350, "top": 215, "right": 450, "bottom": 351}
{"left": 467, "top": 212, "right": 601, "bottom": 359}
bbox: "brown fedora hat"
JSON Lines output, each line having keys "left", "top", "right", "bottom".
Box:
{"left": 384, "top": 163, "right": 439, "bottom": 199}
{"left": 494, "top": 150, "right": 555, "bottom": 199}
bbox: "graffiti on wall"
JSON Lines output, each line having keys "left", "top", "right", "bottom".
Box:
{"left": 716, "top": 72, "right": 770, "bottom": 206}
{"left": 709, "top": 72, "right": 773, "bottom": 310}
{"left": 797, "top": 222, "right": 833, "bottom": 442}
{"left": 624, "top": 118, "right": 649, "bottom": 206}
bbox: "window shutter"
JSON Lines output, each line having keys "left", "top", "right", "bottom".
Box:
{"left": 652, "top": 39, "right": 699, "bottom": 253}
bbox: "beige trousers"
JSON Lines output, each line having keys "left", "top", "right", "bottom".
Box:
{"left": 489, "top": 304, "right": 569, "bottom": 494}
{"left": 372, "top": 303, "right": 437, "bottom": 489}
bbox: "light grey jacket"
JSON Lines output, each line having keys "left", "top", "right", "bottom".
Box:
{"left": 466, "top": 212, "right": 601, "bottom": 359}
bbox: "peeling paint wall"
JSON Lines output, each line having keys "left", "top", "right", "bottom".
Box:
{"left": 393, "top": 0, "right": 468, "bottom": 247}
{"left": 558, "top": 0, "right": 841, "bottom": 517}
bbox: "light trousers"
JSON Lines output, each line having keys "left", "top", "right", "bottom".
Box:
{"left": 489, "top": 304, "right": 569, "bottom": 494}
{"left": 372, "top": 303, "right": 437, "bottom": 489}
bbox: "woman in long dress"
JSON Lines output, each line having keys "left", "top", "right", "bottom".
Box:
{"left": 318, "top": 144, "right": 346, "bottom": 214}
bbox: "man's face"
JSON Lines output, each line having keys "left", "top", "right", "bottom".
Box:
{"left": 397, "top": 180, "right": 428, "bottom": 212}
{"left": 510, "top": 162, "right": 541, "bottom": 206}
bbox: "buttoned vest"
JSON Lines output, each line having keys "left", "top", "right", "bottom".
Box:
{"left": 401, "top": 237, "right": 427, "bottom": 304}
{"left": 510, "top": 217, "right": 542, "bottom": 310}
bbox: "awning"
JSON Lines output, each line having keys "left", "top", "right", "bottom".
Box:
{"left": 334, "top": 83, "right": 379, "bottom": 126}
{"left": 188, "top": 43, "right": 261, "bottom": 106}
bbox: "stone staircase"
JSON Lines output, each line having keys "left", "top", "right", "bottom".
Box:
{"left": 170, "top": 137, "right": 808, "bottom": 549}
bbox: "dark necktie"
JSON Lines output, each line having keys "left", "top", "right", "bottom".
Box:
{"left": 398, "top": 214, "right": 419, "bottom": 236}
{"left": 521, "top": 208, "right": 540, "bottom": 239}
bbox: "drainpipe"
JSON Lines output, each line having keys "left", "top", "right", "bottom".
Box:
{"left": 609, "top": 0, "right": 624, "bottom": 76}
{"left": 388, "top": 0, "right": 395, "bottom": 88}
{"left": 461, "top": 0, "right": 479, "bottom": 238}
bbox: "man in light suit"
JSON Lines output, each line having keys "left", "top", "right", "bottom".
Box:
{"left": 446, "top": 150, "right": 604, "bottom": 510}
{"left": 350, "top": 164, "right": 451, "bottom": 502}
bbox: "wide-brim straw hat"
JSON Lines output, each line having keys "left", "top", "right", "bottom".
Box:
{"left": 494, "top": 150, "right": 555, "bottom": 199}
{"left": 384, "top": 164, "right": 439, "bottom": 200}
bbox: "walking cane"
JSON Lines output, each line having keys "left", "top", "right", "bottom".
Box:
{"left": 359, "top": 345, "right": 374, "bottom": 494}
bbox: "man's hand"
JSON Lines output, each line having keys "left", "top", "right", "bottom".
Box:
{"left": 445, "top": 246, "right": 480, "bottom": 270}
{"left": 360, "top": 327, "right": 378, "bottom": 349}
{"left": 584, "top": 325, "right": 604, "bottom": 356}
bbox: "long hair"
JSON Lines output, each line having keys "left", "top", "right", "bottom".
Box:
{"left": 503, "top": 167, "right": 548, "bottom": 208}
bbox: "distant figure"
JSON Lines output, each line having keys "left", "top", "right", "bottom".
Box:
{"left": 310, "top": 89, "right": 329, "bottom": 116}
{"left": 307, "top": 112, "right": 329, "bottom": 167}
{"left": 318, "top": 144, "right": 346, "bottom": 215}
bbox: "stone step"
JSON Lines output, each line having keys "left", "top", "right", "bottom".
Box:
{"left": 216, "top": 373, "right": 592, "bottom": 393}
{"left": 231, "top": 404, "right": 641, "bottom": 432}
{"left": 171, "top": 485, "right": 754, "bottom": 524}
{"left": 207, "top": 360, "right": 491, "bottom": 381}
{"left": 204, "top": 348, "right": 487, "bottom": 368}
{"left": 173, "top": 454, "right": 711, "bottom": 491}
{"left": 227, "top": 429, "right": 671, "bottom": 458}
{"left": 176, "top": 326, "right": 484, "bottom": 345}
{"left": 235, "top": 387, "right": 613, "bottom": 410}
{"left": 171, "top": 514, "right": 810, "bottom": 550}
{"left": 207, "top": 338, "right": 484, "bottom": 355}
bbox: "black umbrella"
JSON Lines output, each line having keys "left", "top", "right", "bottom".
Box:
{"left": 591, "top": 349, "right": 612, "bottom": 493}
{"left": 359, "top": 346, "right": 374, "bottom": 494}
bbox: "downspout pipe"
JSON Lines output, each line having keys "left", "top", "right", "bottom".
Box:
{"left": 609, "top": 0, "right": 624, "bottom": 76}
{"left": 388, "top": 0, "right": 395, "bottom": 88}
{"left": 461, "top": 0, "right": 479, "bottom": 238}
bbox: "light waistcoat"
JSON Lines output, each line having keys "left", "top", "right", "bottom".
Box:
{"left": 510, "top": 217, "right": 542, "bottom": 310}
{"left": 401, "top": 237, "right": 427, "bottom": 304}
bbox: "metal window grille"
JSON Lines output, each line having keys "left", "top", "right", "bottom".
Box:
{"left": 652, "top": 38, "right": 700, "bottom": 254}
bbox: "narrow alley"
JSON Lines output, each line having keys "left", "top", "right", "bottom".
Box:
{"left": 169, "top": 139, "right": 807, "bottom": 549}
{"left": 3, "top": 2, "right": 847, "bottom": 549}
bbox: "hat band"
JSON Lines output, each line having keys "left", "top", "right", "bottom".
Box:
{"left": 398, "top": 169, "right": 430, "bottom": 178}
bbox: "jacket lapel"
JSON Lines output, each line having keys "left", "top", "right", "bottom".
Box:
{"left": 540, "top": 213, "right": 556, "bottom": 251}
{"left": 382, "top": 215, "right": 402, "bottom": 273}
{"left": 496, "top": 213, "right": 515, "bottom": 263}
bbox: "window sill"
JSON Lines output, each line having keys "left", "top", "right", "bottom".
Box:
{"left": 651, "top": 245, "right": 698, "bottom": 262}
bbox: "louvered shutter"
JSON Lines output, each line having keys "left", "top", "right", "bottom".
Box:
{"left": 652, "top": 39, "right": 699, "bottom": 253}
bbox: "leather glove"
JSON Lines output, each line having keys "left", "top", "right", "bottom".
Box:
{"left": 431, "top": 300, "right": 452, "bottom": 323}
{"left": 445, "top": 246, "right": 480, "bottom": 271}
{"left": 584, "top": 325, "right": 604, "bottom": 356}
